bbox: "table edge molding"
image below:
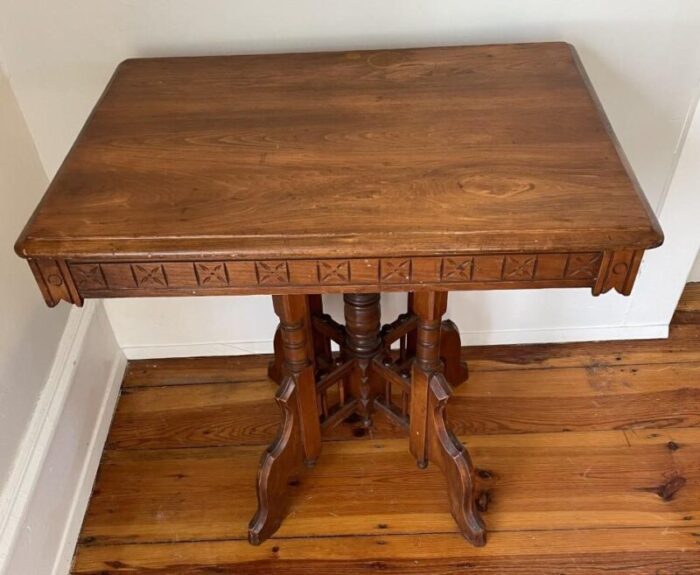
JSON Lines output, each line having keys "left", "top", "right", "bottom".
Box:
{"left": 24, "top": 249, "right": 645, "bottom": 307}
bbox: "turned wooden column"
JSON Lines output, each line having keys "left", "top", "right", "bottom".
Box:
{"left": 343, "top": 293, "right": 382, "bottom": 427}
{"left": 409, "top": 291, "right": 447, "bottom": 467}
{"left": 269, "top": 294, "right": 333, "bottom": 385}
{"left": 273, "top": 295, "right": 322, "bottom": 464}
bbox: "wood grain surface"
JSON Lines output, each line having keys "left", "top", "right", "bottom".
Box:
{"left": 70, "top": 284, "right": 700, "bottom": 574}
{"left": 17, "top": 42, "right": 661, "bottom": 262}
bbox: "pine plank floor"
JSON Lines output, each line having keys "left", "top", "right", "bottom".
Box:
{"left": 71, "top": 284, "right": 700, "bottom": 574}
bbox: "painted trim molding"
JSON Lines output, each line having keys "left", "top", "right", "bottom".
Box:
{"left": 0, "top": 301, "right": 125, "bottom": 575}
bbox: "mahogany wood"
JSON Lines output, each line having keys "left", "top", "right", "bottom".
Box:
{"left": 270, "top": 295, "right": 321, "bottom": 464}
{"left": 250, "top": 295, "right": 322, "bottom": 545}
{"left": 23, "top": 251, "right": 654, "bottom": 306}
{"left": 343, "top": 293, "right": 382, "bottom": 427}
{"left": 427, "top": 373, "right": 486, "bottom": 546}
{"left": 409, "top": 291, "right": 447, "bottom": 467}
{"left": 247, "top": 376, "right": 302, "bottom": 545}
{"left": 268, "top": 326, "right": 283, "bottom": 383}
{"left": 13, "top": 42, "right": 665, "bottom": 549}
{"left": 440, "top": 319, "right": 469, "bottom": 385}
{"left": 308, "top": 295, "right": 332, "bottom": 371}
{"left": 260, "top": 290, "right": 473, "bottom": 543}
{"left": 16, "top": 43, "right": 662, "bottom": 307}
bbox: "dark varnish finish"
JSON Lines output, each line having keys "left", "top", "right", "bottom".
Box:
{"left": 16, "top": 43, "right": 661, "bottom": 306}
{"left": 14, "top": 42, "right": 665, "bottom": 549}
{"left": 260, "top": 292, "right": 477, "bottom": 544}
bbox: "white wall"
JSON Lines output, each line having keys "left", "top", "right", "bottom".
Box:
{"left": 1, "top": 302, "right": 125, "bottom": 575}
{"left": 689, "top": 252, "right": 700, "bottom": 282}
{"left": 0, "top": 66, "right": 69, "bottom": 492}
{"left": 1, "top": 1, "right": 699, "bottom": 355}
{"left": 626, "top": 88, "right": 700, "bottom": 327}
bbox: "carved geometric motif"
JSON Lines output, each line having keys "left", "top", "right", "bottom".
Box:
{"left": 71, "top": 264, "right": 106, "bottom": 289}
{"left": 441, "top": 258, "right": 473, "bottom": 281}
{"left": 503, "top": 255, "right": 536, "bottom": 280}
{"left": 256, "top": 261, "right": 289, "bottom": 285}
{"left": 565, "top": 253, "right": 602, "bottom": 280}
{"left": 318, "top": 260, "right": 350, "bottom": 284}
{"left": 195, "top": 262, "right": 228, "bottom": 286}
{"left": 66, "top": 251, "right": 608, "bottom": 296}
{"left": 380, "top": 259, "right": 411, "bottom": 283}
{"left": 472, "top": 256, "right": 506, "bottom": 281}
{"left": 133, "top": 264, "right": 167, "bottom": 286}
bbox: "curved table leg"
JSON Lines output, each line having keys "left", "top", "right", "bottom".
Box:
{"left": 428, "top": 373, "right": 486, "bottom": 546}
{"left": 257, "top": 291, "right": 483, "bottom": 546}
{"left": 410, "top": 291, "right": 486, "bottom": 546}
{"left": 250, "top": 295, "right": 321, "bottom": 545}
{"left": 248, "top": 376, "right": 304, "bottom": 544}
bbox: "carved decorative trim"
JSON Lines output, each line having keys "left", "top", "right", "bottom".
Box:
{"left": 503, "top": 255, "right": 536, "bottom": 280}
{"left": 26, "top": 249, "right": 644, "bottom": 306}
{"left": 71, "top": 263, "right": 106, "bottom": 290}
{"left": 381, "top": 259, "right": 411, "bottom": 283}
{"left": 318, "top": 260, "right": 350, "bottom": 284}
{"left": 194, "top": 262, "right": 228, "bottom": 286}
{"left": 593, "top": 249, "right": 644, "bottom": 296}
{"left": 256, "top": 261, "right": 290, "bottom": 285}
{"left": 67, "top": 252, "right": 605, "bottom": 291}
{"left": 441, "top": 258, "right": 473, "bottom": 281}
{"left": 133, "top": 264, "right": 167, "bottom": 287}
{"left": 565, "top": 253, "right": 602, "bottom": 280}
{"left": 29, "top": 259, "right": 82, "bottom": 307}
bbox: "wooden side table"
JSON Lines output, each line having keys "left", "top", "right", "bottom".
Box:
{"left": 15, "top": 43, "right": 663, "bottom": 546}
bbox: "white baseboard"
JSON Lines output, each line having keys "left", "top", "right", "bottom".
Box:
{"left": 457, "top": 322, "right": 669, "bottom": 346}
{"left": 122, "top": 323, "right": 669, "bottom": 359}
{"left": 0, "top": 300, "right": 126, "bottom": 575}
{"left": 123, "top": 339, "right": 275, "bottom": 359}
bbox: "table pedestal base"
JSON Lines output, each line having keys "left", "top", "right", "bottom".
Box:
{"left": 248, "top": 292, "right": 486, "bottom": 546}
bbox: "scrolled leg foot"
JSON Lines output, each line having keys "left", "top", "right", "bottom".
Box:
{"left": 427, "top": 373, "right": 486, "bottom": 546}
{"left": 248, "top": 376, "right": 304, "bottom": 545}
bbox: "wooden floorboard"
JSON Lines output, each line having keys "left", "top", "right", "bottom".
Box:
{"left": 72, "top": 528, "right": 700, "bottom": 574}
{"left": 81, "top": 429, "right": 700, "bottom": 546}
{"left": 123, "top": 354, "right": 272, "bottom": 388}
{"left": 71, "top": 284, "right": 700, "bottom": 574}
{"left": 463, "top": 322, "right": 700, "bottom": 372}
{"left": 674, "top": 282, "right": 700, "bottom": 325}
{"left": 107, "top": 361, "right": 700, "bottom": 450}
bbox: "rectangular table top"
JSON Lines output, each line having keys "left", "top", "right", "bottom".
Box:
{"left": 17, "top": 42, "right": 660, "bottom": 262}
{"left": 15, "top": 43, "right": 663, "bottom": 306}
